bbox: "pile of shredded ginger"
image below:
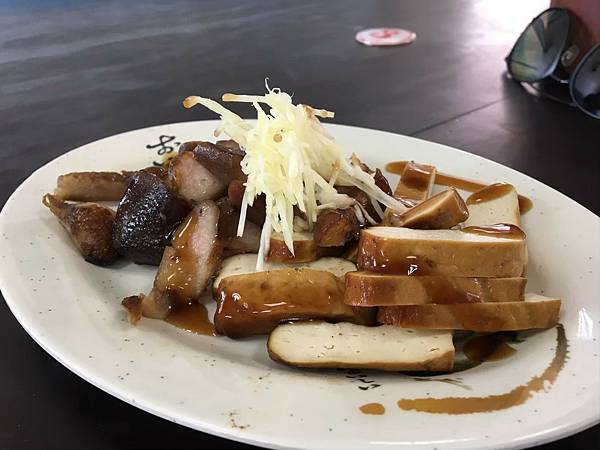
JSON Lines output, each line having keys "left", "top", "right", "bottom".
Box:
{"left": 183, "top": 84, "right": 407, "bottom": 269}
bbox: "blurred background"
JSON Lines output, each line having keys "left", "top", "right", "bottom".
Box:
{"left": 0, "top": 0, "right": 598, "bottom": 449}
{"left": 1, "top": 0, "right": 598, "bottom": 212}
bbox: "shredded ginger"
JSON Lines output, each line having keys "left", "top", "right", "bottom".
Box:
{"left": 183, "top": 84, "right": 408, "bottom": 269}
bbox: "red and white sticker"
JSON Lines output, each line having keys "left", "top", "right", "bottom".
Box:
{"left": 355, "top": 28, "right": 416, "bottom": 47}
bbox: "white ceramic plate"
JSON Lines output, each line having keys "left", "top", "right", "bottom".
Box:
{"left": 1, "top": 121, "right": 599, "bottom": 450}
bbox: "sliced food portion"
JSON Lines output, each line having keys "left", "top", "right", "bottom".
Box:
{"left": 314, "top": 208, "right": 360, "bottom": 247}
{"left": 267, "top": 231, "right": 321, "bottom": 263}
{"left": 42, "top": 194, "right": 119, "bottom": 266}
{"left": 345, "top": 272, "right": 526, "bottom": 306}
{"left": 464, "top": 183, "right": 521, "bottom": 227}
{"left": 122, "top": 200, "right": 221, "bottom": 321}
{"left": 393, "top": 161, "right": 436, "bottom": 203}
{"left": 215, "top": 197, "right": 260, "bottom": 256}
{"left": 357, "top": 225, "right": 527, "bottom": 277}
{"left": 227, "top": 179, "right": 267, "bottom": 226}
{"left": 267, "top": 231, "right": 344, "bottom": 263}
{"left": 112, "top": 171, "right": 190, "bottom": 265}
{"left": 214, "top": 266, "right": 373, "bottom": 338}
{"left": 169, "top": 150, "right": 226, "bottom": 202}
{"left": 385, "top": 188, "right": 468, "bottom": 229}
{"left": 378, "top": 293, "right": 561, "bottom": 332}
{"left": 267, "top": 321, "right": 454, "bottom": 372}
{"left": 153, "top": 200, "right": 221, "bottom": 301}
{"left": 214, "top": 253, "right": 356, "bottom": 287}
{"left": 179, "top": 140, "right": 245, "bottom": 184}
{"left": 54, "top": 171, "right": 129, "bottom": 202}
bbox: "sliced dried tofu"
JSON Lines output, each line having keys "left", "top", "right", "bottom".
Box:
{"left": 268, "top": 321, "right": 454, "bottom": 372}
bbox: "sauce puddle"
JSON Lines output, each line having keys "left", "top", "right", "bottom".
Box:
{"left": 463, "top": 334, "right": 517, "bottom": 362}
{"left": 359, "top": 402, "right": 385, "bottom": 415}
{"left": 397, "top": 325, "right": 568, "bottom": 414}
{"left": 165, "top": 303, "right": 215, "bottom": 335}
{"left": 386, "top": 161, "right": 533, "bottom": 214}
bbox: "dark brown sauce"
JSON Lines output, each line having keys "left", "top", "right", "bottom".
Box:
{"left": 357, "top": 239, "right": 437, "bottom": 275}
{"left": 385, "top": 161, "right": 408, "bottom": 175}
{"left": 463, "top": 334, "right": 517, "bottom": 362}
{"left": 165, "top": 303, "right": 215, "bottom": 335}
{"left": 397, "top": 325, "right": 568, "bottom": 414}
{"left": 467, "top": 182, "right": 533, "bottom": 215}
{"left": 161, "top": 212, "right": 199, "bottom": 301}
{"left": 359, "top": 402, "right": 385, "bottom": 415}
{"left": 386, "top": 161, "right": 533, "bottom": 214}
{"left": 462, "top": 223, "right": 526, "bottom": 240}
{"left": 518, "top": 196, "right": 533, "bottom": 214}
{"left": 466, "top": 183, "right": 514, "bottom": 205}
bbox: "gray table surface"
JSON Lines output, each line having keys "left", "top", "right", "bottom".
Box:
{"left": 1, "top": 0, "right": 598, "bottom": 448}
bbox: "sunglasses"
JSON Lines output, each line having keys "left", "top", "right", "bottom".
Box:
{"left": 506, "top": 7, "right": 600, "bottom": 119}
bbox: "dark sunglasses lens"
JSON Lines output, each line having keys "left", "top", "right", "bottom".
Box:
{"left": 571, "top": 45, "right": 600, "bottom": 118}
{"left": 508, "top": 9, "right": 569, "bottom": 82}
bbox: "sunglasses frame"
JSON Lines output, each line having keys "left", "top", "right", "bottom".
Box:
{"left": 569, "top": 41, "right": 600, "bottom": 119}
{"left": 505, "top": 8, "right": 600, "bottom": 119}
{"left": 505, "top": 7, "right": 570, "bottom": 83}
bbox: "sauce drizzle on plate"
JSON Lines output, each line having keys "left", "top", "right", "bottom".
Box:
{"left": 165, "top": 303, "right": 215, "bottom": 335}
{"left": 396, "top": 325, "right": 568, "bottom": 414}
{"left": 359, "top": 402, "right": 386, "bottom": 415}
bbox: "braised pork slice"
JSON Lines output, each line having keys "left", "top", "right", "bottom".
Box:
{"left": 227, "top": 179, "right": 267, "bottom": 225}
{"left": 374, "top": 168, "right": 393, "bottom": 196}
{"left": 113, "top": 171, "right": 190, "bottom": 265}
{"left": 122, "top": 166, "right": 170, "bottom": 184}
{"left": 314, "top": 208, "right": 360, "bottom": 247}
{"left": 155, "top": 200, "right": 221, "bottom": 300}
{"left": 55, "top": 172, "right": 129, "bottom": 202}
{"left": 42, "top": 194, "right": 119, "bottom": 266}
{"left": 350, "top": 154, "right": 393, "bottom": 195}
{"left": 335, "top": 186, "right": 378, "bottom": 220}
{"left": 170, "top": 151, "right": 226, "bottom": 202}
{"left": 215, "top": 139, "right": 242, "bottom": 152}
{"left": 215, "top": 197, "right": 260, "bottom": 256}
{"left": 178, "top": 141, "right": 245, "bottom": 184}
{"left": 122, "top": 200, "right": 221, "bottom": 321}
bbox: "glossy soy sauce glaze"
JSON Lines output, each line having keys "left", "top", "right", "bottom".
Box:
{"left": 385, "top": 161, "right": 533, "bottom": 214}
{"left": 165, "top": 302, "right": 215, "bottom": 335}
{"left": 213, "top": 269, "right": 372, "bottom": 338}
{"left": 357, "top": 242, "right": 437, "bottom": 275}
{"left": 462, "top": 223, "right": 526, "bottom": 240}
{"left": 467, "top": 182, "right": 533, "bottom": 214}
{"left": 397, "top": 325, "right": 568, "bottom": 414}
{"left": 466, "top": 182, "right": 514, "bottom": 205}
{"left": 159, "top": 212, "right": 199, "bottom": 301}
